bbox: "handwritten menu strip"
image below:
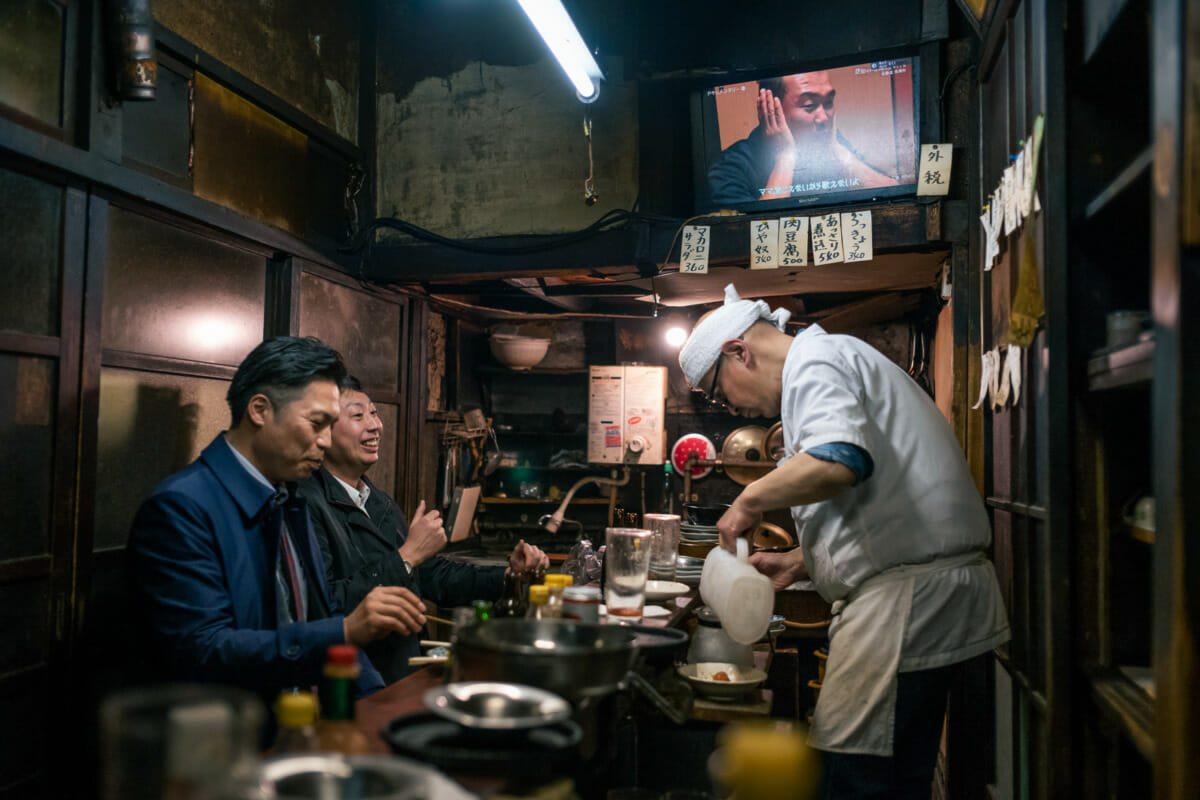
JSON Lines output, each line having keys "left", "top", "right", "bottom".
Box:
{"left": 917, "top": 143, "right": 952, "bottom": 196}
{"left": 841, "top": 210, "right": 873, "bottom": 262}
{"left": 750, "top": 219, "right": 779, "bottom": 269}
{"left": 779, "top": 216, "right": 809, "bottom": 267}
{"left": 680, "top": 225, "right": 710, "bottom": 274}
{"left": 810, "top": 213, "right": 844, "bottom": 265}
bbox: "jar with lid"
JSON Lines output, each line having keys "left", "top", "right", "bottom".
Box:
{"left": 688, "top": 605, "right": 755, "bottom": 670}
{"left": 562, "top": 585, "right": 601, "bottom": 623}
{"left": 543, "top": 574, "right": 571, "bottom": 619}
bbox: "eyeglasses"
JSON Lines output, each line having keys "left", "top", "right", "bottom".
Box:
{"left": 699, "top": 353, "right": 728, "bottom": 408}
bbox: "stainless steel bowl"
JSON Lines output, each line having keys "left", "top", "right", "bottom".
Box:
{"left": 451, "top": 619, "right": 686, "bottom": 705}
{"left": 424, "top": 682, "right": 571, "bottom": 730}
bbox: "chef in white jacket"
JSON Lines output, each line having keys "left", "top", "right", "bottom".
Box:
{"left": 679, "top": 285, "right": 1009, "bottom": 800}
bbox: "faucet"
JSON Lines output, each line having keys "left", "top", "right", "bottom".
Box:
{"left": 539, "top": 466, "right": 631, "bottom": 533}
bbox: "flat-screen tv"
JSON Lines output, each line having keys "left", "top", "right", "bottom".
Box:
{"left": 691, "top": 55, "right": 919, "bottom": 214}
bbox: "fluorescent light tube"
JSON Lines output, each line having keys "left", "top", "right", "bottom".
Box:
{"left": 517, "top": 0, "right": 604, "bottom": 102}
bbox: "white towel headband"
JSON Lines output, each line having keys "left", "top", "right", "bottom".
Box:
{"left": 678, "top": 284, "right": 791, "bottom": 386}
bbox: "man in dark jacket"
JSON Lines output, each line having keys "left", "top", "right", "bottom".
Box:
{"left": 300, "top": 375, "right": 548, "bottom": 683}
{"left": 128, "top": 338, "right": 427, "bottom": 703}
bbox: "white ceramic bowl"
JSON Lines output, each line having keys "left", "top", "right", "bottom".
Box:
{"left": 489, "top": 334, "right": 550, "bottom": 370}
{"left": 677, "top": 663, "right": 767, "bottom": 702}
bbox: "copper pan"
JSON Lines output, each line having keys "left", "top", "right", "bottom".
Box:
{"left": 720, "top": 425, "right": 773, "bottom": 485}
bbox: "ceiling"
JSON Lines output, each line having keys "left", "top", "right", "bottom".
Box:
{"left": 411, "top": 248, "right": 948, "bottom": 329}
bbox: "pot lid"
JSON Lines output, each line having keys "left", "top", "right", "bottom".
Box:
{"left": 720, "top": 426, "right": 773, "bottom": 485}
{"left": 763, "top": 421, "right": 785, "bottom": 461}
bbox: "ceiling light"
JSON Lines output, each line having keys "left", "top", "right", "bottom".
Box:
{"left": 517, "top": 0, "right": 604, "bottom": 103}
{"left": 665, "top": 326, "right": 688, "bottom": 348}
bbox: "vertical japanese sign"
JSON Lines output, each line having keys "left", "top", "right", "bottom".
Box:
{"left": 680, "top": 225, "right": 710, "bottom": 274}
{"left": 810, "top": 213, "right": 844, "bottom": 264}
{"left": 750, "top": 219, "right": 779, "bottom": 269}
{"left": 841, "top": 210, "right": 873, "bottom": 262}
{"left": 779, "top": 216, "right": 809, "bottom": 267}
{"left": 917, "top": 143, "right": 953, "bottom": 196}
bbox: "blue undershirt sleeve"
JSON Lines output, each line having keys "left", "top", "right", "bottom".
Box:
{"left": 805, "top": 442, "right": 874, "bottom": 485}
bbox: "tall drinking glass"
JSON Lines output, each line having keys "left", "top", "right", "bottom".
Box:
{"left": 643, "top": 513, "right": 681, "bottom": 581}
{"left": 99, "top": 683, "right": 264, "bottom": 800}
{"left": 604, "top": 527, "right": 653, "bottom": 623}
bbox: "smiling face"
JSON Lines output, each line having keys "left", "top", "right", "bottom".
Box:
{"left": 780, "top": 71, "right": 836, "bottom": 147}
{"left": 250, "top": 379, "right": 340, "bottom": 484}
{"left": 323, "top": 388, "right": 382, "bottom": 483}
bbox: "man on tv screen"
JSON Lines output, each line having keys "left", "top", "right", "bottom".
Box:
{"left": 707, "top": 69, "right": 900, "bottom": 206}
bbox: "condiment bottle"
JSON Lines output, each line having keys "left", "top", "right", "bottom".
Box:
{"left": 526, "top": 584, "right": 551, "bottom": 619}
{"left": 492, "top": 570, "right": 527, "bottom": 618}
{"left": 314, "top": 645, "right": 372, "bottom": 755}
{"left": 472, "top": 598, "right": 492, "bottom": 624}
{"left": 270, "top": 691, "right": 320, "bottom": 755}
{"left": 544, "top": 574, "right": 571, "bottom": 619}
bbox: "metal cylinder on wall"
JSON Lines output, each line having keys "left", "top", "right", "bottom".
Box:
{"left": 111, "top": 0, "right": 157, "bottom": 100}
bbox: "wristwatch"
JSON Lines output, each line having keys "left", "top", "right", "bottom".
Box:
{"left": 401, "top": 558, "right": 414, "bottom": 575}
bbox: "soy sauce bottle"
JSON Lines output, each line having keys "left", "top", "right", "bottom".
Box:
{"left": 492, "top": 570, "right": 527, "bottom": 618}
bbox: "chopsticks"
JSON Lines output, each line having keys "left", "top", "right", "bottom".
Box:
{"left": 425, "top": 614, "right": 454, "bottom": 626}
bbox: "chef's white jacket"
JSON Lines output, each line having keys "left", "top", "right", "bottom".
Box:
{"left": 780, "top": 325, "right": 1010, "bottom": 756}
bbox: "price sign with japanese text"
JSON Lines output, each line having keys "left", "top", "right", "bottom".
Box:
{"left": 680, "top": 225, "right": 710, "bottom": 274}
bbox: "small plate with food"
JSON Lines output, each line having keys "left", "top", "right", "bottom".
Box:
{"left": 677, "top": 662, "right": 768, "bottom": 702}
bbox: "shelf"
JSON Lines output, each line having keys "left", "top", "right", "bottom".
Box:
{"left": 1084, "top": 145, "right": 1153, "bottom": 221}
{"left": 476, "top": 365, "right": 589, "bottom": 375}
{"left": 480, "top": 497, "right": 610, "bottom": 505}
{"left": 1087, "top": 334, "right": 1154, "bottom": 391}
{"left": 1116, "top": 521, "right": 1155, "bottom": 545}
{"left": 491, "top": 465, "right": 590, "bottom": 471}
{"left": 1089, "top": 668, "right": 1155, "bottom": 762}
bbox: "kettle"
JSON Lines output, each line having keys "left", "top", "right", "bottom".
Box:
{"left": 699, "top": 538, "right": 774, "bottom": 645}
{"left": 688, "top": 605, "right": 755, "bottom": 669}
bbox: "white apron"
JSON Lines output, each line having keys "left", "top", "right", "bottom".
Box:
{"left": 807, "top": 552, "right": 988, "bottom": 756}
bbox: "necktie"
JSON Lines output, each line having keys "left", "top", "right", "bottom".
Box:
{"left": 273, "top": 491, "right": 306, "bottom": 623}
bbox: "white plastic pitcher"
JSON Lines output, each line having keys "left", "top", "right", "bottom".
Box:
{"left": 699, "top": 538, "right": 774, "bottom": 644}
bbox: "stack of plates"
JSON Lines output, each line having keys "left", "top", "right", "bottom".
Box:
{"left": 680, "top": 523, "right": 719, "bottom": 545}
{"left": 675, "top": 554, "right": 704, "bottom": 586}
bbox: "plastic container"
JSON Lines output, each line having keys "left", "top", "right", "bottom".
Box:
{"left": 562, "top": 585, "right": 601, "bottom": 623}
{"left": 699, "top": 539, "right": 773, "bottom": 644}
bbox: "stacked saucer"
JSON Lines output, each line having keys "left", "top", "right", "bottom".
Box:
{"left": 680, "top": 522, "right": 719, "bottom": 545}
{"left": 675, "top": 554, "right": 705, "bottom": 586}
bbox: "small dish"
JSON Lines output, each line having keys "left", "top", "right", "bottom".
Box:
{"left": 677, "top": 663, "right": 767, "bottom": 702}
{"left": 423, "top": 682, "right": 571, "bottom": 730}
{"left": 599, "top": 604, "right": 670, "bottom": 619}
{"left": 645, "top": 580, "right": 690, "bottom": 601}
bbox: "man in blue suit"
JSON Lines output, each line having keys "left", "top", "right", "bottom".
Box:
{"left": 128, "top": 337, "right": 426, "bottom": 700}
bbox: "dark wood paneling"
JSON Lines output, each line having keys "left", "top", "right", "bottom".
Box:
{"left": 101, "top": 349, "right": 238, "bottom": 381}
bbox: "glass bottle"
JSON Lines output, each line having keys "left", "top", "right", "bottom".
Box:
{"left": 473, "top": 599, "right": 492, "bottom": 624}
{"left": 492, "top": 570, "right": 526, "bottom": 618}
{"left": 526, "top": 584, "right": 551, "bottom": 619}
{"left": 314, "top": 645, "right": 372, "bottom": 755}
{"left": 663, "top": 462, "right": 675, "bottom": 514}
{"left": 544, "top": 574, "right": 571, "bottom": 620}
{"left": 270, "top": 691, "right": 320, "bottom": 755}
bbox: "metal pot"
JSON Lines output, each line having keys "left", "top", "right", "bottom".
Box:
{"left": 451, "top": 619, "right": 688, "bottom": 722}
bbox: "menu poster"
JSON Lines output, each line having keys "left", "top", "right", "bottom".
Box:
{"left": 680, "top": 225, "right": 710, "bottom": 274}
{"left": 810, "top": 213, "right": 844, "bottom": 264}
{"left": 841, "top": 210, "right": 873, "bottom": 262}
{"left": 779, "top": 216, "right": 809, "bottom": 267}
{"left": 750, "top": 218, "right": 779, "bottom": 269}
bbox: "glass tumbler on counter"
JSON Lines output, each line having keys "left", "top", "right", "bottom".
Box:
{"left": 643, "top": 513, "right": 681, "bottom": 581}
{"left": 99, "top": 683, "right": 264, "bottom": 800}
{"left": 603, "top": 527, "right": 654, "bottom": 623}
